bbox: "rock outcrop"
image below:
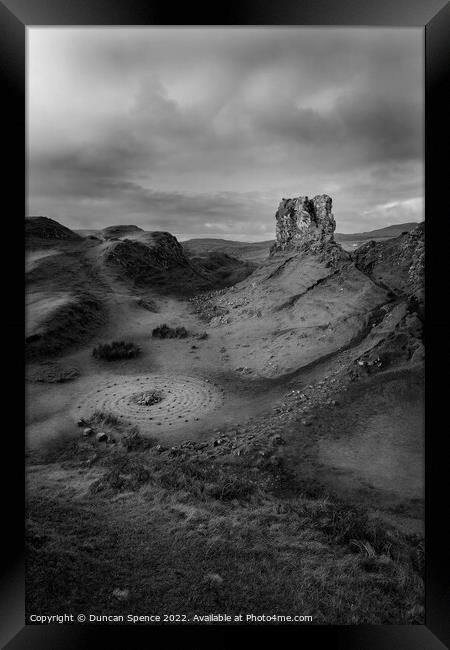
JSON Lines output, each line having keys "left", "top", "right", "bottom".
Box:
{"left": 353, "top": 222, "right": 424, "bottom": 298}
{"left": 271, "top": 194, "right": 336, "bottom": 254}
{"left": 352, "top": 222, "right": 425, "bottom": 370}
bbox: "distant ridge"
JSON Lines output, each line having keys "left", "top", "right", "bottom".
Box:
{"left": 336, "top": 222, "right": 418, "bottom": 242}
{"left": 73, "top": 221, "right": 419, "bottom": 247}
{"left": 182, "top": 222, "right": 419, "bottom": 247}
{"left": 181, "top": 222, "right": 420, "bottom": 261}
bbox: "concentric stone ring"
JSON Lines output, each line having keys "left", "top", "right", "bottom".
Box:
{"left": 77, "top": 374, "right": 223, "bottom": 431}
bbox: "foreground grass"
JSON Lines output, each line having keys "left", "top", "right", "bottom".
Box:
{"left": 26, "top": 426, "right": 424, "bottom": 624}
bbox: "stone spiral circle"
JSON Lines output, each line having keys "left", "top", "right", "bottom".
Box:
{"left": 77, "top": 374, "right": 223, "bottom": 430}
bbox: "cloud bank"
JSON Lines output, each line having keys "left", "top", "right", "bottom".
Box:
{"left": 28, "top": 27, "right": 423, "bottom": 239}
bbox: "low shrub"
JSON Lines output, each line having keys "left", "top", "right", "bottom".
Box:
{"left": 122, "top": 426, "right": 156, "bottom": 451}
{"left": 152, "top": 324, "right": 189, "bottom": 339}
{"left": 92, "top": 340, "right": 140, "bottom": 361}
{"left": 88, "top": 410, "right": 121, "bottom": 427}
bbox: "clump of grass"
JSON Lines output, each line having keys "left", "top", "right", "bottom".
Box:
{"left": 206, "top": 474, "right": 255, "bottom": 501}
{"left": 152, "top": 324, "right": 189, "bottom": 339}
{"left": 89, "top": 410, "right": 121, "bottom": 427}
{"left": 86, "top": 412, "right": 156, "bottom": 451}
{"left": 292, "top": 498, "right": 420, "bottom": 569}
{"left": 91, "top": 464, "right": 151, "bottom": 494}
{"left": 151, "top": 457, "right": 259, "bottom": 503}
{"left": 122, "top": 426, "right": 156, "bottom": 451}
{"left": 92, "top": 340, "right": 140, "bottom": 361}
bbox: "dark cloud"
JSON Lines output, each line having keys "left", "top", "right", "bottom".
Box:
{"left": 28, "top": 27, "right": 423, "bottom": 237}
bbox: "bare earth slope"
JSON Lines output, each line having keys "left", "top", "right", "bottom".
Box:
{"left": 194, "top": 248, "right": 388, "bottom": 377}
{"left": 191, "top": 196, "right": 406, "bottom": 378}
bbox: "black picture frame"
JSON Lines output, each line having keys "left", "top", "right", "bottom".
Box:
{"left": 2, "top": 0, "right": 449, "bottom": 647}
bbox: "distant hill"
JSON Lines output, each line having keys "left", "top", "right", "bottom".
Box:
{"left": 101, "top": 225, "right": 144, "bottom": 239}
{"left": 336, "top": 222, "right": 418, "bottom": 242}
{"left": 182, "top": 223, "right": 420, "bottom": 260}
{"left": 182, "top": 238, "right": 274, "bottom": 263}
{"left": 26, "top": 216, "right": 82, "bottom": 243}
{"left": 73, "top": 222, "right": 420, "bottom": 262}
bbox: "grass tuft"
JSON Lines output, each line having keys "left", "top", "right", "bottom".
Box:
{"left": 92, "top": 340, "right": 140, "bottom": 361}
{"left": 152, "top": 324, "right": 189, "bottom": 339}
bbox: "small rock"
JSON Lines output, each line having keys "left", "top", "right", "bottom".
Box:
{"left": 96, "top": 432, "right": 108, "bottom": 442}
{"left": 204, "top": 573, "right": 223, "bottom": 586}
{"left": 112, "top": 588, "right": 129, "bottom": 601}
{"left": 83, "top": 427, "right": 94, "bottom": 437}
{"left": 77, "top": 418, "right": 86, "bottom": 427}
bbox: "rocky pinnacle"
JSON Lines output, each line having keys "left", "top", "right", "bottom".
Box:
{"left": 271, "top": 194, "right": 336, "bottom": 254}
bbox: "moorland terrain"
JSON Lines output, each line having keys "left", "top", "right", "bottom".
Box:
{"left": 25, "top": 195, "right": 424, "bottom": 623}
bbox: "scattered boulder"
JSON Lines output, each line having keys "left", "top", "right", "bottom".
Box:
{"left": 112, "top": 588, "right": 129, "bottom": 601}
{"left": 136, "top": 297, "right": 158, "bottom": 312}
{"left": 96, "top": 432, "right": 108, "bottom": 442}
{"left": 204, "top": 573, "right": 224, "bottom": 587}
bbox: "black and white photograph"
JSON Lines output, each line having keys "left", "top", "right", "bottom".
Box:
{"left": 25, "top": 25, "right": 426, "bottom": 625}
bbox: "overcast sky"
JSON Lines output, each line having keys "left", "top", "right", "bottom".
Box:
{"left": 27, "top": 27, "right": 423, "bottom": 241}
